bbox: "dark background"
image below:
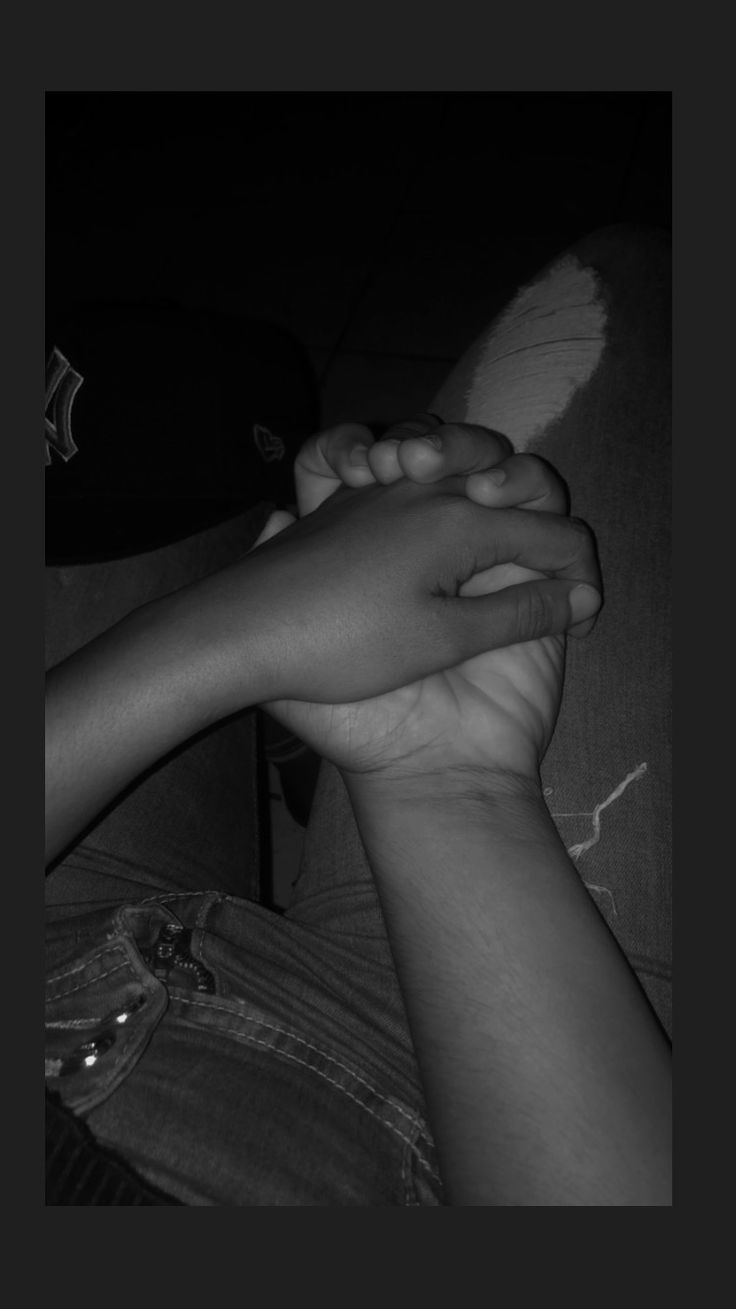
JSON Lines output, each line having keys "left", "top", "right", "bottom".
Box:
{"left": 46, "top": 91, "right": 670, "bottom": 349}
{"left": 44, "top": 91, "right": 672, "bottom": 901}
{"left": 45, "top": 92, "right": 670, "bottom": 558}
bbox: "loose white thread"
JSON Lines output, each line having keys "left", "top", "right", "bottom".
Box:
{"left": 547, "top": 763, "right": 649, "bottom": 916}
{"left": 565, "top": 763, "right": 647, "bottom": 860}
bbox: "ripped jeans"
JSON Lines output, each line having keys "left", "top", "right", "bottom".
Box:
{"left": 46, "top": 225, "right": 671, "bottom": 1205}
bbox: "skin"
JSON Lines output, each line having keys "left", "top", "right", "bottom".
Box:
{"left": 260, "top": 417, "right": 596, "bottom": 780}
{"left": 45, "top": 419, "right": 670, "bottom": 1205}
{"left": 45, "top": 433, "right": 600, "bottom": 866}
{"left": 263, "top": 419, "right": 671, "bottom": 1206}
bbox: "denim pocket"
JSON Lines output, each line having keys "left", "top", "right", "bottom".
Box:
{"left": 45, "top": 904, "right": 172, "bottom": 1115}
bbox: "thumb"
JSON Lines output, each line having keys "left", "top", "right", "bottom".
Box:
{"left": 250, "top": 508, "right": 297, "bottom": 551}
{"left": 451, "top": 578, "right": 602, "bottom": 654}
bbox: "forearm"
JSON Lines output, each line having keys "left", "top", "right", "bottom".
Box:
{"left": 45, "top": 566, "right": 271, "bottom": 867}
{"left": 344, "top": 773, "right": 672, "bottom": 1206}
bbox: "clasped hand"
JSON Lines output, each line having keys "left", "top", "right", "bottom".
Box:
{"left": 244, "top": 416, "right": 601, "bottom": 787}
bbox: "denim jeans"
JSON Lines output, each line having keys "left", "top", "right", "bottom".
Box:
{"left": 46, "top": 225, "right": 671, "bottom": 1204}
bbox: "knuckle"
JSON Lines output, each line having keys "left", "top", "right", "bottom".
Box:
{"left": 527, "top": 454, "right": 555, "bottom": 486}
{"left": 524, "top": 453, "right": 563, "bottom": 495}
{"left": 517, "top": 452, "right": 541, "bottom": 472}
{"left": 566, "top": 514, "right": 594, "bottom": 550}
{"left": 442, "top": 422, "right": 513, "bottom": 463}
{"left": 473, "top": 427, "right": 513, "bottom": 463}
{"left": 515, "top": 583, "right": 556, "bottom": 638}
{"left": 464, "top": 422, "right": 513, "bottom": 447}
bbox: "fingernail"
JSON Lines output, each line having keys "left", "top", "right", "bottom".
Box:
{"left": 420, "top": 433, "right": 442, "bottom": 450}
{"left": 485, "top": 468, "right": 506, "bottom": 486}
{"left": 569, "top": 584, "right": 601, "bottom": 624}
{"left": 349, "top": 445, "right": 369, "bottom": 466}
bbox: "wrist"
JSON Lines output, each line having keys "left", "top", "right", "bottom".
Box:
{"left": 342, "top": 766, "right": 561, "bottom": 858}
{"left": 343, "top": 764, "right": 546, "bottom": 816}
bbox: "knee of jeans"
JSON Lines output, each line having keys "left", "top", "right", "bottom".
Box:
{"left": 445, "top": 249, "right": 608, "bottom": 451}
{"left": 431, "top": 222, "right": 669, "bottom": 452}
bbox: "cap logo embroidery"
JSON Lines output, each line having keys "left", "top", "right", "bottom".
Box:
{"left": 45, "top": 347, "right": 84, "bottom": 465}
{"left": 252, "top": 423, "right": 285, "bottom": 463}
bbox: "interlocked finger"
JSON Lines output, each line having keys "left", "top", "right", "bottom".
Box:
{"left": 390, "top": 422, "right": 515, "bottom": 484}
{"left": 294, "top": 422, "right": 377, "bottom": 515}
{"left": 465, "top": 453, "right": 569, "bottom": 515}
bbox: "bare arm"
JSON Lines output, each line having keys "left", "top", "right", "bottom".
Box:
{"left": 345, "top": 771, "right": 672, "bottom": 1206}
{"left": 45, "top": 583, "right": 269, "bottom": 867}
{"left": 47, "top": 473, "right": 597, "bottom": 869}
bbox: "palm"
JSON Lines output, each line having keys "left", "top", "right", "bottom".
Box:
{"left": 265, "top": 563, "right": 565, "bottom": 781}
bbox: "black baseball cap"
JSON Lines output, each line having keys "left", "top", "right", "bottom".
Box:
{"left": 45, "top": 300, "right": 319, "bottom": 563}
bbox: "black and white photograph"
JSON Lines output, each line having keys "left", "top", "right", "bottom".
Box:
{"left": 44, "top": 91, "right": 672, "bottom": 1206}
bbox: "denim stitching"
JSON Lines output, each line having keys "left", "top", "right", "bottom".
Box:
{"left": 46, "top": 958, "right": 130, "bottom": 994}
{"left": 130, "top": 893, "right": 435, "bottom": 1142}
{"left": 195, "top": 899, "right": 212, "bottom": 929}
{"left": 184, "top": 1012, "right": 440, "bottom": 1180}
{"left": 237, "top": 1028, "right": 422, "bottom": 1158}
{"left": 178, "top": 995, "right": 424, "bottom": 1134}
{"left": 47, "top": 959, "right": 129, "bottom": 999}
{"left": 47, "top": 896, "right": 440, "bottom": 1183}
{"left": 47, "top": 945, "right": 124, "bottom": 985}
{"left": 138, "top": 891, "right": 210, "bottom": 906}
{"left": 46, "top": 1016, "right": 104, "bottom": 1029}
{"left": 175, "top": 994, "right": 440, "bottom": 1182}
